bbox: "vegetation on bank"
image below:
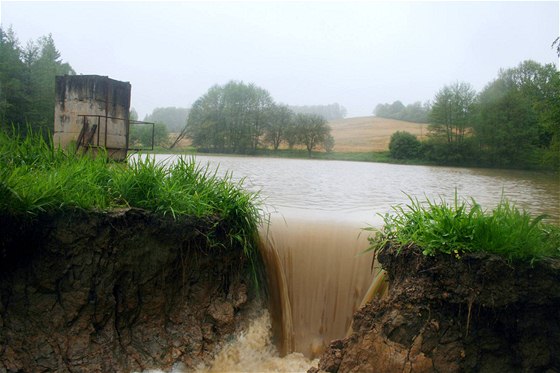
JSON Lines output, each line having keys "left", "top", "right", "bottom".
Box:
{"left": 366, "top": 195, "right": 560, "bottom": 262}
{"left": 182, "top": 81, "right": 334, "bottom": 156}
{"left": 0, "top": 128, "right": 263, "bottom": 281}
{"left": 384, "top": 60, "right": 560, "bottom": 171}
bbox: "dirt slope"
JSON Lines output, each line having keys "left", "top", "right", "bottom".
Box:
{"left": 311, "top": 244, "right": 560, "bottom": 373}
{"left": 329, "top": 116, "right": 428, "bottom": 152}
{"left": 0, "top": 209, "right": 256, "bottom": 372}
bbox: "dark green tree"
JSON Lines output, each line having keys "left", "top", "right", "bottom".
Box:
{"left": 263, "top": 104, "right": 294, "bottom": 150}
{"left": 427, "top": 82, "right": 476, "bottom": 163}
{"left": 0, "top": 27, "right": 27, "bottom": 128}
{"left": 475, "top": 60, "right": 558, "bottom": 168}
{"left": 389, "top": 131, "right": 421, "bottom": 159}
{"left": 186, "top": 81, "right": 274, "bottom": 153}
{"left": 26, "top": 34, "right": 74, "bottom": 133}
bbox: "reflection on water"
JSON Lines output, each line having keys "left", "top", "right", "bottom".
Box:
{"left": 152, "top": 154, "right": 559, "bottom": 224}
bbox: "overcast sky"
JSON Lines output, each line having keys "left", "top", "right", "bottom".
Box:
{"left": 1, "top": 1, "right": 559, "bottom": 119}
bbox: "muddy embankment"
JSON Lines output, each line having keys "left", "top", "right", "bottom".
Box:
{"left": 0, "top": 208, "right": 258, "bottom": 372}
{"left": 313, "top": 244, "right": 560, "bottom": 373}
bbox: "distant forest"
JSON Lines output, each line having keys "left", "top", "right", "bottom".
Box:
{"left": 373, "top": 101, "right": 430, "bottom": 123}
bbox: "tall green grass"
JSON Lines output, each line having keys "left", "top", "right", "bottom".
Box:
{"left": 366, "top": 194, "right": 560, "bottom": 261}
{"left": 1, "top": 128, "right": 263, "bottom": 282}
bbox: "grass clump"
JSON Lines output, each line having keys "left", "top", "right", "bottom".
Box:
{"left": 1, "top": 127, "right": 262, "bottom": 282}
{"left": 366, "top": 194, "right": 560, "bottom": 262}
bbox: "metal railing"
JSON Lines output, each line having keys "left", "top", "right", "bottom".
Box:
{"left": 76, "top": 115, "right": 155, "bottom": 153}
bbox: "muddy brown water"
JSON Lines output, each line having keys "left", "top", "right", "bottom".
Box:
{"left": 144, "top": 154, "right": 559, "bottom": 372}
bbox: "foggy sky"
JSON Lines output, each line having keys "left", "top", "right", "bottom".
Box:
{"left": 1, "top": 1, "right": 558, "bottom": 119}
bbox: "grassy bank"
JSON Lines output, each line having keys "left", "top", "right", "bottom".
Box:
{"left": 0, "top": 129, "right": 262, "bottom": 279}
{"left": 366, "top": 195, "right": 560, "bottom": 262}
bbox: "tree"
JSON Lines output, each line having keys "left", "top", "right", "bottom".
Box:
{"left": 324, "top": 133, "right": 335, "bottom": 153}
{"left": 293, "top": 113, "right": 332, "bottom": 157}
{"left": 284, "top": 120, "right": 299, "bottom": 149}
{"left": 0, "top": 27, "right": 27, "bottom": 129}
{"left": 26, "top": 34, "right": 74, "bottom": 133}
{"left": 538, "top": 68, "right": 560, "bottom": 169}
{"left": 263, "top": 104, "right": 293, "bottom": 150}
{"left": 427, "top": 82, "right": 476, "bottom": 162}
{"left": 475, "top": 60, "right": 558, "bottom": 168}
{"left": 186, "top": 81, "right": 274, "bottom": 154}
{"left": 389, "top": 131, "right": 421, "bottom": 159}
{"left": 0, "top": 28, "right": 74, "bottom": 137}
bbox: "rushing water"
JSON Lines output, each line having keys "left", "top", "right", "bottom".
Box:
{"left": 143, "top": 154, "right": 559, "bottom": 372}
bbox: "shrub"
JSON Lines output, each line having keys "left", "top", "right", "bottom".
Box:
{"left": 388, "top": 131, "right": 421, "bottom": 159}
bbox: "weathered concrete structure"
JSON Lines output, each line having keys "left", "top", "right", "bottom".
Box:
{"left": 53, "top": 75, "right": 131, "bottom": 161}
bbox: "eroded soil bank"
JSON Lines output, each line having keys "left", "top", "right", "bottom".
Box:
{"left": 0, "top": 208, "right": 257, "bottom": 372}
{"left": 312, "top": 244, "right": 560, "bottom": 373}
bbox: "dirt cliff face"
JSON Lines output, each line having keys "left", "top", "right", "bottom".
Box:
{"left": 0, "top": 208, "right": 256, "bottom": 372}
{"left": 312, "top": 244, "right": 560, "bottom": 373}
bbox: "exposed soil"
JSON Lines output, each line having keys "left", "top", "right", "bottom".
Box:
{"left": 0, "top": 208, "right": 257, "bottom": 372}
{"left": 311, "top": 243, "right": 560, "bottom": 373}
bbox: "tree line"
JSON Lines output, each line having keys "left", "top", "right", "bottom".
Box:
{"left": 184, "top": 81, "right": 333, "bottom": 156}
{"left": 288, "top": 103, "right": 347, "bottom": 121}
{"left": 388, "top": 60, "right": 559, "bottom": 170}
{"left": 0, "top": 27, "right": 74, "bottom": 136}
{"left": 374, "top": 100, "right": 430, "bottom": 123}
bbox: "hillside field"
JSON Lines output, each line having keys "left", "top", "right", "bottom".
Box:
{"left": 328, "top": 116, "right": 428, "bottom": 152}
{"left": 169, "top": 116, "right": 429, "bottom": 153}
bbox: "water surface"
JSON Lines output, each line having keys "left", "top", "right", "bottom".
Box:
{"left": 153, "top": 154, "right": 559, "bottom": 224}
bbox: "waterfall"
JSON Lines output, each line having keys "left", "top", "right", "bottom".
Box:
{"left": 259, "top": 213, "right": 384, "bottom": 358}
